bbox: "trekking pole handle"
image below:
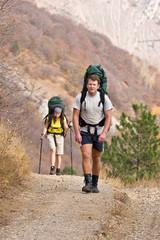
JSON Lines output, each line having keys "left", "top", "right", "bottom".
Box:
{"left": 68, "top": 121, "right": 73, "bottom": 129}
{"left": 40, "top": 133, "right": 45, "bottom": 139}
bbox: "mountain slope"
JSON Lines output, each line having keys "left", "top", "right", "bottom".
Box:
{"left": 30, "top": 0, "right": 160, "bottom": 70}
{"left": 1, "top": 0, "right": 160, "bottom": 175}
{"left": 6, "top": 0, "right": 160, "bottom": 115}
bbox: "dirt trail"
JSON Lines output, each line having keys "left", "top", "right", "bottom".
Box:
{"left": 0, "top": 173, "right": 160, "bottom": 240}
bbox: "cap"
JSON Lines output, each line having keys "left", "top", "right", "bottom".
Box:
{"left": 54, "top": 107, "right": 62, "bottom": 114}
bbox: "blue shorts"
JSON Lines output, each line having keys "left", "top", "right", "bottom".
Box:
{"left": 80, "top": 131, "right": 104, "bottom": 152}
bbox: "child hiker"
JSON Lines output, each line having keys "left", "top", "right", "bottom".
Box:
{"left": 40, "top": 107, "right": 72, "bottom": 175}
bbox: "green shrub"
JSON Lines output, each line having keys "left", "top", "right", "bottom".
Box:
{"left": 102, "top": 103, "right": 160, "bottom": 184}
{"left": 11, "top": 40, "right": 20, "bottom": 55}
{"left": 61, "top": 166, "right": 77, "bottom": 175}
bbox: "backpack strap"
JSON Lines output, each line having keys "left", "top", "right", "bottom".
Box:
{"left": 79, "top": 90, "right": 106, "bottom": 140}
{"left": 79, "top": 116, "right": 105, "bottom": 128}
{"left": 43, "top": 114, "right": 52, "bottom": 127}
{"left": 98, "top": 90, "right": 105, "bottom": 112}
{"left": 44, "top": 114, "right": 52, "bottom": 132}
{"left": 53, "top": 134, "right": 57, "bottom": 147}
{"left": 87, "top": 125, "right": 97, "bottom": 141}
{"left": 80, "top": 88, "right": 87, "bottom": 103}
{"left": 80, "top": 90, "right": 87, "bottom": 118}
{"left": 81, "top": 119, "right": 104, "bottom": 141}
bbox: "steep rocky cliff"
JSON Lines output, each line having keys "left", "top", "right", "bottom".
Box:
{"left": 31, "top": 0, "right": 160, "bottom": 69}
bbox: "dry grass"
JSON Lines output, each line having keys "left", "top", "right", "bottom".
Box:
{"left": 100, "top": 166, "right": 126, "bottom": 189}
{"left": 130, "top": 177, "right": 160, "bottom": 188}
{"left": 100, "top": 165, "right": 160, "bottom": 189}
{"left": 0, "top": 123, "right": 31, "bottom": 195}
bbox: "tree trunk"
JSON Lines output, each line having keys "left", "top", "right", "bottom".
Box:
{"left": 136, "top": 157, "right": 140, "bottom": 180}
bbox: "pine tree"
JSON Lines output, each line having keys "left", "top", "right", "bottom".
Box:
{"left": 102, "top": 103, "right": 160, "bottom": 183}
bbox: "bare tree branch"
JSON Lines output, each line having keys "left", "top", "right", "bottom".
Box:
{"left": 0, "top": 0, "right": 9, "bottom": 11}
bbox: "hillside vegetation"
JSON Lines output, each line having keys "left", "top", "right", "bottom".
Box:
{"left": 2, "top": 1, "right": 160, "bottom": 111}
{"left": 0, "top": 0, "right": 160, "bottom": 177}
{"left": 0, "top": 3, "right": 160, "bottom": 238}
{"left": 32, "top": 0, "right": 160, "bottom": 70}
{"left": 0, "top": 123, "right": 30, "bottom": 196}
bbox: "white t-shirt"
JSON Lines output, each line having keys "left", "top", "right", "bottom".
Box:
{"left": 73, "top": 91, "right": 113, "bottom": 135}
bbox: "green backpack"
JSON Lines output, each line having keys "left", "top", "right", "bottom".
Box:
{"left": 80, "top": 65, "right": 108, "bottom": 106}
{"left": 79, "top": 65, "right": 109, "bottom": 138}
{"left": 83, "top": 65, "right": 107, "bottom": 92}
{"left": 80, "top": 65, "right": 111, "bottom": 138}
{"left": 48, "top": 96, "right": 65, "bottom": 115}
{"left": 44, "top": 96, "right": 67, "bottom": 135}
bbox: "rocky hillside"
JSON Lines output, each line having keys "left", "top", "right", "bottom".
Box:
{"left": 1, "top": 0, "right": 160, "bottom": 175}
{"left": 2, "top": 1, "right": 160, "bottom": 115}
{"left": 30, "top": 0, "right": 160, "bottom": 70}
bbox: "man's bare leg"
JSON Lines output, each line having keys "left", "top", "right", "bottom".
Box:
{"left": 81, "top": 144, "right": 92, "bottom": 192}
{"left": 91, "top": 148, "right": 102, "bottom": 193}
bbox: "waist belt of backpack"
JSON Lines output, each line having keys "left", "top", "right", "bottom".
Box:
{"left": 87, "top": 124, "right": 97, "bottom": 141}
{"left": 47, "top": 129, "right": 64, "bottom": 137}
{"left": 53, "top": 134, "right": 57, "bottom": 147}
{"left": 79, "top": 116, "right": 105, "bottom": 141}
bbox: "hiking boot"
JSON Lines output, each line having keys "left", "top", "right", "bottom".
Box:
{"left": 82, "top": 174, "right": 92, "bottom": 193}
{"left": 50, "top": 166, "right": 55, "bottom": 175}
{"left": 92, "top": 175, "right": 100, "bottom": 193}
{"left": 56, "top": 168, "right": 61, "bottom": 175}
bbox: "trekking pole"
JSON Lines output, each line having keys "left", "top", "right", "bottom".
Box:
{"left": 69, "top": 127, "right": 73, "bottom": 175}
{"left": 39, "top": 138, "right": 43, "bottom": 174}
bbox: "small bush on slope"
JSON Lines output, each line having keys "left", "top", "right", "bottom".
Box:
{"left": 0, "top": 123, "right": 31, "bottom": 195}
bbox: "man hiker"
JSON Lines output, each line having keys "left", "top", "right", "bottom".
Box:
{"left": 40, "top": 107, "right": 72, "bottom": 175}
{"left": 72, "top": 74, "right": 113, "bottom": 193}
